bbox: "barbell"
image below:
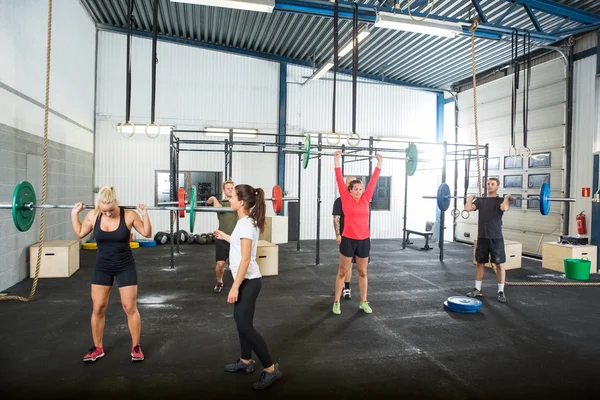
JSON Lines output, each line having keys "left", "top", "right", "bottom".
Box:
{"left": 423, "top": 182, "right": 575, "bottom": 215}
{"left": 4, "top": 181, "right": 299, "bottom": 234}
{"left": 159, "top": 185, "right": 298, "bottom": 214}
{"left": 282, "top": 134, "right": 419, "bottom": 176}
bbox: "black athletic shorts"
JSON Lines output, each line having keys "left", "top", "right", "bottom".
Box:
{"left": 92, "top": 267, "right": 138, "bottom": 288}
{"left": 475, "top": 238, "right": 506, "bottom": 264}
{"left": 339, "top": 236, "right": 370, "bottom": 259}
{"left": 215, "top": 239, "right": 230, "bottom": 262}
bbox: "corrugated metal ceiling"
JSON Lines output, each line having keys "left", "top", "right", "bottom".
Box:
{"left": 80, "top": 0, "right": 600, "bottom": 90}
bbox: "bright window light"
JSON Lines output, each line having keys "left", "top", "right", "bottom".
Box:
{"left": 374, "top": 12, "right": 461, "bottom": 38}
{"left": 170, "top": 0, "right": 274, "bottom": 13}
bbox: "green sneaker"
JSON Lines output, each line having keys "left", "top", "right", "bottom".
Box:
{"left": 359, "top": 301, "right": 372, "bottom": 314}
{"left": 332, "top": 301, "right": 341, "bottom": 315}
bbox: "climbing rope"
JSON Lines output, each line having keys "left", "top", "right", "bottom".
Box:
{"left": 0, "top": 0, "right": 52, "bottom": 302}
{"left": 468, "top": 19, "right": 482, "bottom": 197}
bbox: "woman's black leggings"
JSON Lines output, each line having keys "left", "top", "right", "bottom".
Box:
{"left": 234, "top": 278, "right": 273, "bottom": 368}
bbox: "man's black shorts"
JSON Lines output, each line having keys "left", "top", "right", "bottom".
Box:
{"left": 339, "top": 237, "right": 370, "bottom": 259}
{"left": 92, "top": 267, "right": 138, "bottom": 288}
{"left": 475, "top": 238, "right": 506, "bottom": 264}
{"left": 215, "top": 239, "right": 230, "bottom": 262}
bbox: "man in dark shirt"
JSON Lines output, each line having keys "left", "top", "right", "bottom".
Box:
{"left": 332, "top": 176, "right": 355, "bottom": 300}
{"left": 463, "top": 177, "right": 514, "bottom": 303}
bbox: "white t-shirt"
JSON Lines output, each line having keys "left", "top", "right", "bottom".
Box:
{"left": 229, "top": 216, "right": 262, "bottom": 280}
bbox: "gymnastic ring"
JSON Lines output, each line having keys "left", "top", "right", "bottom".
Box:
{"left": 118, "top": 121, "right": 135, "bottom": 138}
{"left": 327, "top": 131, "right": 341, "bottom": 146}
{"left": 519, "top": 146, "right": 532, "bottom": 159}
{"left": 508, "top": 145, "right": 518, "bottom": 158}
{"left": 461, "top": 210, "right": 470, "bottom": 219}
{"left": 451, "top": 209, "right": 460, "bottom": 218}
{"left": 145, "top": 122, "right": 161, "bottom": 139}
{"left": 347, "top": 133, "right": 361, "bottom": 147}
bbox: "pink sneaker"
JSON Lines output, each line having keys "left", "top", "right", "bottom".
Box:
{"left": 83, "top": 346, "right": 105, "bottom": 362}
{"left": 131, "top": 344, "right": 144, "bottom": 362}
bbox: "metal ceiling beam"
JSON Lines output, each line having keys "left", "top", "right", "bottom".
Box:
{"left": 502, "top": 0, "right": 600, "bottom": 24}
{"left": 470, "top": 0, "right": 489, "bottom": 24}
{"left": 274, "top": 0, "right": 563, "bottom": 42}
{"left": 95, "top": 23, "right": 442, "bottom": 92}
{"left": 522, "top": 4, "right": 542, "bottom": 32}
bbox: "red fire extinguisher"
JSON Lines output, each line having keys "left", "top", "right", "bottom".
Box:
{"left": 577, "top": 211, "right": 587, "bottom": 235}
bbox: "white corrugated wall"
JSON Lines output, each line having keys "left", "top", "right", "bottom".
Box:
{"left": 95, "top": 33, "right": 440, "bottom": 240}
{"left": 456, "top": 58, "right": 567, "bottom": 256}
{"left": 285, "top": 65, "right": 439, "bottom": 240}
{"left": 95, "top": 32, "right": 279, "bottom": 237}
{"left": 570, "top": 55, "right": 597, "bottom": 235}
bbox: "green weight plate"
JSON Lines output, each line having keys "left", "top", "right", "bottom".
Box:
{"left": 12, "top": 181, "right": 36, "bottom": 232}
{"left": 406, "top": 143, "right": 418, "bottom": 176}
{"left": 189, "top": 185, "right": 196, "bottom": 233}
{"left": 303, "top": 134, "right": 311, "bottom": 169}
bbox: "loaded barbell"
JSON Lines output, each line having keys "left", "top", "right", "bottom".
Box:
{"left": 282, "top": 135, "right": 420, "bottom": 176}
{"left": 159, "top": 185, "right": 298, "bottom": 215}
{"left": 423, "top": 182, "right": 575, "bottom": 215}
{"left": 4, "top": 182, "right": 299, "bottom": 234}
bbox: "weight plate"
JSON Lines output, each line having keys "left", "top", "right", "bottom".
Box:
{"left": 443, "top": 301, "right": 480, "bottom": 314}
{"left": 539, "top": 183, "right": 550, "bottom": 216}
{"left": 130, "top": 242, "right": 140, "bottom": 249}
{"left": 189, "top": 185, "right": 196, "bottom": 233}
{"left": 178, "top": 188, "right": 185, "bottom": 218}
{"left": 406, "top": 143, "right": 418, "bottom": 176}
{"left": 447, "top": 296, "right": 482, "bottom": 309}
{"left": 82, "top": 242, "right": 98, "bottom": 250}
{"left": 303, "top": 134, "right": 311, "bottom": 169}
{"left": 138, "top": 240, "right": 157, "bottom": 247}
{"left": 12, "top": 181, "right": 36, "bottom": 232}
{"left": 272, "top": 185, "right": 283, "bottom": 214}
{"left": 436, "top": 183, "right": 451, "bottom": 212}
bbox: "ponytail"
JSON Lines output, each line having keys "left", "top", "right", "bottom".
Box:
{"left": 235, "top": 184, "right": 266, "bottom": 232}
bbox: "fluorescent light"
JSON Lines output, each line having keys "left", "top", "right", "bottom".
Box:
{"left": 338, "top": 27, "right": 371, "bottom": 57}
{"left": 204, "top": 128, "right": 259, "bottom": 137}
{"left": 169, "top": 0, "right": 274, "bottom": 13}
{"left": 309, "top": 26, "right": 371, "bottom": 81}
{"left": 374, "top": 12, "right": 460, "bottom": 38}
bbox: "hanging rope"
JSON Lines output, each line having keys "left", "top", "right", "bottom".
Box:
{"left": 468, "top": 18, "right": 482, "bottom": 197}
{"left": 0, "top": 0, "right": 52, "bottom": 302}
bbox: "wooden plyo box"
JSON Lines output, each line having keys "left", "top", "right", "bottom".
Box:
{"left": 473, "top": 240, "right": 522, "bottom": 270}
{"left": 29, "top": 240, "right": 80, "bottom": 278}
{"left": 256, "top": 240, "right": 278, "bottom": 277}
{"left": 259, "top": 216, "right": 288, "bottom": 244}
{"left": 541, "top": 242, "right": 597, "bottom": 274}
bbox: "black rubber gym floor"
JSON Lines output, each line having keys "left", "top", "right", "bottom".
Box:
{"left": 1, "top": 239, "right": 599, "bottom": 399}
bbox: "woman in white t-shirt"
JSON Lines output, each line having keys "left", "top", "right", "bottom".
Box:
{"left": 213, "top": 184, "right": 282, "bottom": 390}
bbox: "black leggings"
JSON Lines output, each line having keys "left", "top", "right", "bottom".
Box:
{"left": 234, "top": 278, "right": 273, "bottom": 368}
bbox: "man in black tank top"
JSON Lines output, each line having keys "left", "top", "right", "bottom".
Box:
{"left": 71, "top": 186, "right": 153, "bottom": 363}
{"left": 463, "top": 178, "right": 514, "bottom": 304}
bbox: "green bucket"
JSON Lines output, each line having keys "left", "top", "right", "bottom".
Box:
{"left": 563, "top": 258, "right": 591, "bottom": 281}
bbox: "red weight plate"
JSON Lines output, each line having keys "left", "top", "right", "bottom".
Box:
{"left": 178, "top": 188, "right": 185, "bottom": 218}
{"left": 272, "top": 185, "right": 282, "bottom": 214}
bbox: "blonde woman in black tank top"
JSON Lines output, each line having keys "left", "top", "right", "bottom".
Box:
{"left": 71, "top": 186, "right": 153, "bottom": 363}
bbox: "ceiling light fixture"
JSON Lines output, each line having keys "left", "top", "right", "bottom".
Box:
{"left": 204, "top": 128, "right": 259, "bottom": 137}
{"left": 374, "top": 11, "right": 461, "bottom": 38}
{"left": 169, "top": 0, "right": 274, "bottom": 13}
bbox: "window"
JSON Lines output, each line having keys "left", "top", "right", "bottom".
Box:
{"left": 528, "top": 173, "right": 550, "bottom": 188}
{"left": 155, "top": 170, "right": 223, "bottom": 206}
{"left": 364, "top": 176, "right": 391, "bottom": 211}
{"left": 528, "top": 152, "right": 551, "bottom": 168}
{"left": 503, "top": 174, "right": 522, "bottom": 189}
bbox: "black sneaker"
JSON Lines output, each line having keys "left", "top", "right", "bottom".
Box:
{"left": 214, "top": 282, "right": 224, "bottom": 293}
{"left": 466, "top": 288, "right": 483, "bottom": 298}
{"left": 253, "top": 363, "right": 282, "bottom": 390}
{"left": 342, "top": 288, "right": 351, "bottom": 300}
{"left": 497, "top": 291, "right": 507, "bottom": 303}
{"left": 225, "top": 359, "right": 255, "bottom": 373}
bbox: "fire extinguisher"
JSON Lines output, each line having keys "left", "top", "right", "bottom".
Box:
{"left": 577, "top": 211, "right": 587, "bottom": 235}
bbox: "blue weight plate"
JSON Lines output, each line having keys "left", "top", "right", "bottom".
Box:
{"left": 138, "top": 240, "right": 157, "bottom": 247}
{"left": 447, "top": 296, "right": 482, "bottom": 309}
{"left": 437, "top": 183, "right": 451, "bottom": 212}
{"left": 539, "top": 183, "right": 550, "bottom": 215}
{"left": 443, "top": 301, "right": 480, "bottom": 314}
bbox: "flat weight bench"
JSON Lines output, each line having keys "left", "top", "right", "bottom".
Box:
{"left": 402, "top": 229, "right": 433, "bottom": 250}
